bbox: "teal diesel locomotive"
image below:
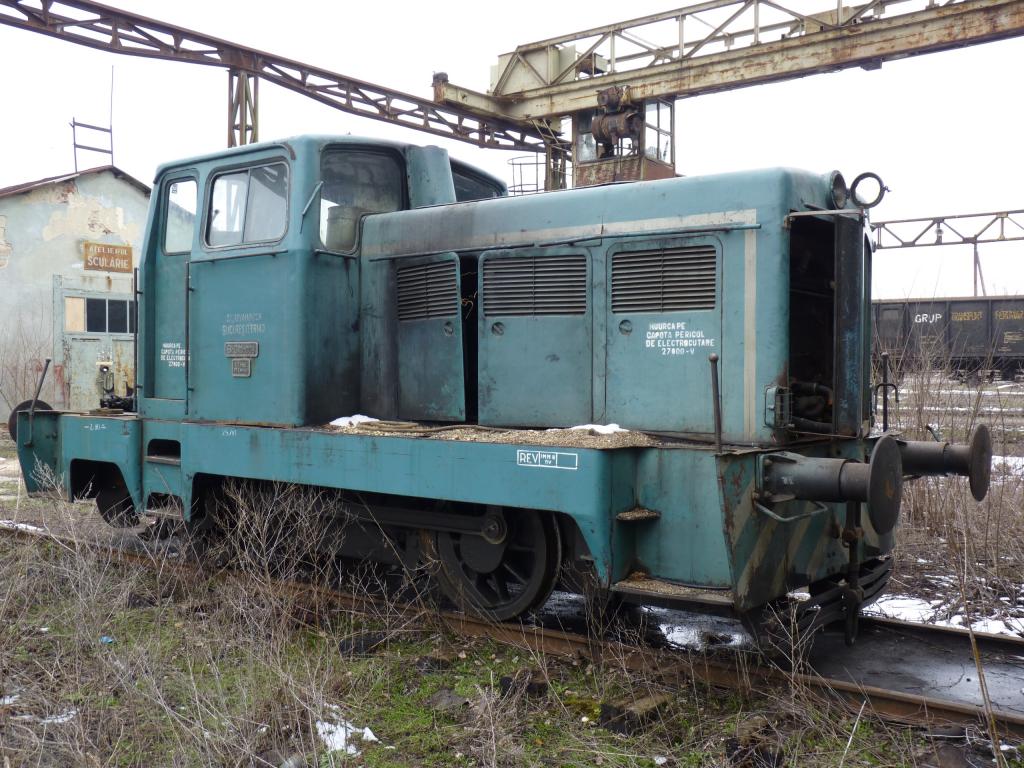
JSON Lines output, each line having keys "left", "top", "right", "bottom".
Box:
{"left": 14, "top": 135, "right": 992, "bottom": 640}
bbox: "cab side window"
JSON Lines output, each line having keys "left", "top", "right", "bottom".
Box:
{"left": 319, "top": 150, "right": 404, "bottom": 252}
{"left": 206, "top": 162, "right": 288, "bottom": 248}
{"left": 452, "top": 167, "right": 504, "bottom": 202}
{"left": 164, "top": 179, "right": 197, "bottom": 254}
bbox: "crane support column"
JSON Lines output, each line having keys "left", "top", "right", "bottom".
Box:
{"left": 228, "top": 69, "right": 259, "bottom": 148}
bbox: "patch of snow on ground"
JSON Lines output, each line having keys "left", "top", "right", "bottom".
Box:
{"left": 645, "top": 606, "right": 752, "bottom": 650}
{"left": 865, "top": 595, "right": 937, "bottom": 623}
{"left": 914, "top": 405, "right": 1017, "bottom": 414}
{"left": 0, "top": 694, "right": 19, "bottom": 706}
{"left": 329, "top": 414, "right": 380, "bottom": 428}
{"left": 969, "top": 616, "right": 1024, "bottom": 636}
{"left": 663, "top": 624, "right": 749, "bottom": 649}
{"left": 316, "top": 705, "right": 379, "bottom": 756}
{"left": 0, "top": 520, "right": 47, "bottom": 534}
{"left": 39, "top": 709, "right": 77, "bottom": 725}
{"left": 993, "top": 456, "right": 1024, "bottom": 473}
{"left": 866, "top": 595, "right": 1024, "bottom": 637}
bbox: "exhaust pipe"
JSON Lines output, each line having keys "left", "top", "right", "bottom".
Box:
{"left": 759, "top": 435, "right": 903, "bottom": 535}
{"left": 898, "top": 424, "right": 992, "bottom": 502}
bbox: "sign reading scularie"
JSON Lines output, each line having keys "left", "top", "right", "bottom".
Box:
{"left": 83, "top": 242, "right": 133, "bottom": 273}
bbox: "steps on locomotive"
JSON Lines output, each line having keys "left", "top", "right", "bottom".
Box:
{"left": 615, "top": 506, "right": 661, "bottom": 523}
{"left": 143, "top": 436, "right": 183, "bottom": 499}
{"left": 611, "top": 574, "right": 735, "bottom": 609}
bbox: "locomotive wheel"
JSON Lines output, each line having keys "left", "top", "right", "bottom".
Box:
{"left": 7, "top": 399, "right": 53, "bottom": 441}
{"left": 96, "top": 485, "right": 139, "bottom": 528}
{"left": 182, "top": 488, "right": 233, "bottom": 570}
{"left": 426, "top": 508, "right": 561, "bottom": 621}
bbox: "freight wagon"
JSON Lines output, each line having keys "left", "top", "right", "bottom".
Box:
{"left": 873, "top": 296, "right": 1024, "bottom": 380}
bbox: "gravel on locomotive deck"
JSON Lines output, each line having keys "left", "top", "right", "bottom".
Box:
{"left": 326, "top": 421, "right": 663, "bottom": 449}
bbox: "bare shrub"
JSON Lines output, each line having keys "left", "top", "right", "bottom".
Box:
{"left": 464, "top": 680, "right": 525, "bottom": 768}
{"left": 0, "top": 300, "right": 52, "bottom": 415}
{"left": 876, "top": 346, "right": 1024, "bottom": 635}
{"left": 0, "top": 478, "right": 440, "bottom": 766}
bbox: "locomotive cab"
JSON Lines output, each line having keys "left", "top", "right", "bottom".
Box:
{"left": 136, "top": 137, "right": 504, "bottom": 431}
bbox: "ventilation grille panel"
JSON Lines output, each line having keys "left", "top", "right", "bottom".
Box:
{"left": 397, "top": 260, "right": 459, "bottom": 321}
{"left": 611, "top": 247, "right": 717, "bottom": 313}
{"left": 483, "top": 255, "right": 587, "bottom": 316}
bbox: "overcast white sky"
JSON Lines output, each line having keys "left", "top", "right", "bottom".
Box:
{"left": 1, "top": 0, "right": 1021, "bottom": 299}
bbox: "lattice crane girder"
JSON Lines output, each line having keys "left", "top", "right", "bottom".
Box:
{"left": 0, "top": 0, "right": 558, "bottom": 153}
{"left": 436, "top": 0, "right": 1024, "bottom": 120}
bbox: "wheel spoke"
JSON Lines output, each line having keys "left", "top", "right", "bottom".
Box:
{"left": 501, "top": 560, "right": 529, "bottom": 585}
{"left": 506, "top": 543, "right": 538, "bottom": 554}
{"left": 505, "top": 549, "right": 535, "bottom": 577}
{"left": 493, "top": 574, "right": 510, "bottom": 602}
{"left": 475, "top": 571, "right": 498, "bottom": 603}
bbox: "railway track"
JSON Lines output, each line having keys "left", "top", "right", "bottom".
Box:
{"left": 3, "top": 517, "right": 1023, "bottom": 740}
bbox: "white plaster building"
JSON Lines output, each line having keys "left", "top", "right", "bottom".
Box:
{"left": 0, "top": 166, "right": 150, "bottom": 416}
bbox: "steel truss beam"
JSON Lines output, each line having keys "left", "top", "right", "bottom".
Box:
{"left": 871, "top": 209, "right": 1024, "bottom": 249}
{"left": 436, "top": 0, "right": 1024, "bottom": 120}
{"left": 872, "top": 209, "right": 1024, "bottom": 297}
{"left": 0, "top": 0, "right": 557, "bottom": 152}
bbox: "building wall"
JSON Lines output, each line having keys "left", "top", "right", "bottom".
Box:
{"left": 0, "top": 170, "right": 150, "bottom": 412}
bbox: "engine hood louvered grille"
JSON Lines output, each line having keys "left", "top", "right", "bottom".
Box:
{"left": 483, "top": 255, "right": 587, "bottom": 316}
{"left": 397, "top": 261, "right": 459, "bottom": 321}
{"left": 611, "top": 247, "right": 717, "bottom": 313}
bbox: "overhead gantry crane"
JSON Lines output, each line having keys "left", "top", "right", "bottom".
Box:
{"left": 2, "top": 0, "right": 1023, "bottom": 189}
{"left": 435, "top": 0, "right": 1024, "bottom": 187}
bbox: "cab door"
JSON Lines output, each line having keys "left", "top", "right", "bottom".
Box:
{"left": 144, "top": 175, "right": 197, "bottom": 417}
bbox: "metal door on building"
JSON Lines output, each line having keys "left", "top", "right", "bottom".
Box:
{"left": 477, "top": 246, "right": 593, "bottom": 427}
{"left": 67, "top": 337, "right": 102, "bottom": 411}
{"left": 57, "top": 281, "right": 136, "bottom": 412}
{"left": 604, "top": 236, "right": 722, "bottom": 432}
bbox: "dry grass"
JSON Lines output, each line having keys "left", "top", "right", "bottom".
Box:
{"left": 0, "top": 475, "right": 980, "bottom": 767}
